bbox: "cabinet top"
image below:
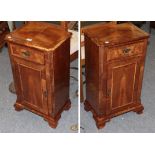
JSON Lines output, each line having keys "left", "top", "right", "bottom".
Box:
{"left": 5, "top": 22, "right": 71, "bottom": 52}
{"left": 83, "top": 22, "right": 149, "bottom": 46}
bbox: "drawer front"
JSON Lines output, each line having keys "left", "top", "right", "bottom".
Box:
{"left": 107, "top": 42, "right": 145, "bottom": 61}
{"left": 10, "top": 44, "right": 45, "bottom": 65}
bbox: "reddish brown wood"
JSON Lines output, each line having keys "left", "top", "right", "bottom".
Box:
{"left": 84, "top": 22, "right": 149, "bottom": 129}
{"left": 0, "top": 21, "right": 10, "bottom": 50}
{"left": 6, "top": 22, "right": 71, "bottom": 128}
{"left": 70, "top": 50, "right": 78, "bottom": 62}
{"left": 80, "top": 22, "right": 116, "bottom": 102}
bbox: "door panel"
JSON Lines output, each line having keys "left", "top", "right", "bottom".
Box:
{"left": 111, "top": 63, "right": 136, "bottom": 109}
{"left": 107, "top": 59, "right": 140, "bottom": 113}
{"left": 14, "top": 59, "right": 48, "bottom": 114}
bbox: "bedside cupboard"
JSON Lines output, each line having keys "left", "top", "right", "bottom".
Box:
{"left": 6, "top": 22, "right": 72, "bottom": 128}
{"left": 84, "top": 22, "right": 149, "bottom": 129}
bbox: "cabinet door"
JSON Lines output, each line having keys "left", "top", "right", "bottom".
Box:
{"left": 13, "top": 59, "right": 48, "bottom": 114}
{"left": 107, "top": 58, "right": 141, "bottom": 114}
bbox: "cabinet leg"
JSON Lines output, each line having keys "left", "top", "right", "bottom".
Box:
{"left": 84, "top": 100, "right": 91, "bottom": 112}
{"left": 44, "top": 115, "right": 61, "bottom": 129}
{"left": 64, "top": 99, "right": 71, "bottom": 111}
{"left": 14, "top": 103, "right": 24, "bottom": 111}
{"left": 94, "top": 115, "right": 107, "bottom": 129}
{"left": 48, "top": 120, "right": 58, "bottom": 129}
{"left": 136, "top": 110, "right": 143, "bottom": 114}
{"left": 96, "top": 121, "right": 106, "bottom": 129}
{"left": 135, "top": 109, "right": 144, "bottom": 114}
{"left": 133, "top": 106, "right": 144, "bottom": 115}
{"left": 44, "top": 100, "right": 71, "bottom": 129}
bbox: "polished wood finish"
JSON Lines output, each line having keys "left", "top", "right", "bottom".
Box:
{"left": 80, "top": 22, "right": 117, "bottom": 102}
{"left": 84, "top": 22, "right": 149, "bottom": 129}
{"left": 6, "top": 22, "right": 71, "bottom": 128}
{"left": 8, "top": 21, "right": 78, "bottom": 94}
{"left": 0, "top": 21, "right": 9, "bottom": 49}
{"left": 11, "top": 44, "right": 45, "bottom": 64}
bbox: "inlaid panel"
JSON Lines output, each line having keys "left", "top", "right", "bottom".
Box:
{"left": 17, "top": 63, "right": 48, "bottom": 114}
{"left": 110, "top": 63, "right": 137, "bottom": 110}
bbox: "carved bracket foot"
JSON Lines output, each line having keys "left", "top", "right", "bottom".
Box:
{"left": 84, "top": 100, "right": 91, "bottom": 112}
{"left": 133, "top": 105, "right": 144, "bottom": 115}
{"left": 93, "top": 115, "right": 107, "bottom": 129}
{"left": 44, "top": 114, "right": 61, "bottom": 129}
{"left": 48, "top": 120, "right": 58, "bottom": 129}
{"left": 96, "top": 120, "right": 106, "bottom": 129}
{"left": 64, "top": 99, "right": 71, "bottom": 111}
{"left": 14, "top": 103, "right": 24, "bottom": 111}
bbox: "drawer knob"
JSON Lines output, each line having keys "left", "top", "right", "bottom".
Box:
{"left": 21, "top": 51, "right": 30, "bottom": 57}
{"left": 122, "top": 48, "right": 131, "bottom": 54}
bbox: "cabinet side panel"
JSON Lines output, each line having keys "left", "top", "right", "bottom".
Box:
{"left": 85, "top": 35, "right": 99, "bottom": 113}
{"left": 137, "top": 39, "right": 149, "bottom": 102}
{"left": 52, "top": 38, "right": 70, "bottom": 115}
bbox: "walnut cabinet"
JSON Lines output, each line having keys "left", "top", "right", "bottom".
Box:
{"left": 83, "top": 23, "right": 149, "bottom": 129}
{"left": 6, "top": 22, "right": 71, "bottom": 128}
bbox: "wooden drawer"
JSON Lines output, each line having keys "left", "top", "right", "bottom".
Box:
{"left": 107, "top": 42, "right": 145, "bottom": 61}
{"left": 10, "top": 44, "right": 45, "bottom": 64}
